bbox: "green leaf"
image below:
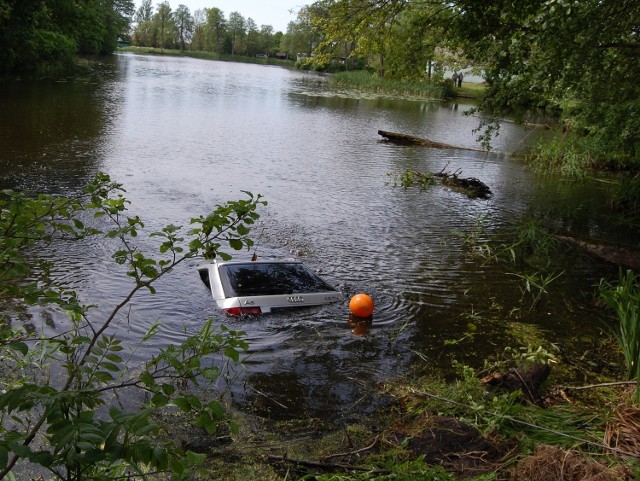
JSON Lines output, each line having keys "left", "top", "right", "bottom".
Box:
{"left": 151, "top": 393, "right": 168, "bottom": 407}
{"left": 8, "top": 342, "right": 28, "bottom": 355}
{"left": 105, "top": 353, "right": 123, "bottom": 363}
{"left": 161, "top": 384, "right": 175, "bottom": 396}
{"left": 228, "top": 238, "right": 243, "bottom": 250}
{"left": 136, "top": 422, "right": 160, "bottom": 436}
{"left": 186, "top": 450, "right": 207, "bottom": 466}
{"left": 236, "top": 224, "right": 250, "bottom": 235}
{"left": 174, "top": 397, "right": 191, "bottom": 412}
{"left": 94, "top": 371, "right": 115, "bottom": 382}
{"left": 0, "top": 446, "right": 8, "bottom": 469}
{"left": 207, "top": 401, "right": 225, "bottom": 420}
{"left": 76, "top": 441, "right": 95, "bottom": 451}
{"left": 140, "top": 371, "right": 155, "bottom": 387}
{"left": 223, "top": 346, "right": 240, "bottom": 363}
{"left": 101, "top": 362, "right": 121, "bottom": 372}
{"left": 169, "top": 458, "right": 186, "bottom": 475}
{"left": 152, "top": 447, "right": 169, "bottom": 470}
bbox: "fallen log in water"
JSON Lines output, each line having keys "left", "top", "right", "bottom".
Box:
{"left": 554, "top": 234, "right": 640, "bottom": 270}
{"left": 378, "top": 129, "right": 485, "bottom": 152}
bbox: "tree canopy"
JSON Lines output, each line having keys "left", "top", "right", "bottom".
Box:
{"left": 303, "top": 0, "right": 640, "bottom": 164}
{"left": 0, "top": 0, "right": 134, "bottom": 73}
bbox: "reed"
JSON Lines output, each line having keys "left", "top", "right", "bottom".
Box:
{"left": 599, "top": 269, "right": 640, "bottom": 401}
{"left": 330, "top": 70, "right": 446, "bottom": 99}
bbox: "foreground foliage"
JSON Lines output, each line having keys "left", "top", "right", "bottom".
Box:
{"left": 0, "top": 173, "right": 265, "bottom": 479}
{"left": 600, "top": 270, "right": 640, "bottom": 402}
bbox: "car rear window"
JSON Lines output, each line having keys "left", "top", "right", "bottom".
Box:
{"left": 219, "top": 262, "right": 336, "bottom": 297}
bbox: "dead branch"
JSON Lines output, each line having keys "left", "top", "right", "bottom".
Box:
{"left": 322, "top": 435, "right": 380, "bottom": 460}
{"left": 559, "top": 381, "right": 637, "bottom": 391}
{"left": 267, "top": 454, "right": 377, "bottom": 474}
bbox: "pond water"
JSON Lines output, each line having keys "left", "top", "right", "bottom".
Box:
{"left": 0, "top": 53, "right": 630, "bottom": 424}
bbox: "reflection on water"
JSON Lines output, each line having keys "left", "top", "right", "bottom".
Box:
{"left": 0, "top": 53, "right": 630, "bottom": 424}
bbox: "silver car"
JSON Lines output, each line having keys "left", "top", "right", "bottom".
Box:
{"left": 198, "top": 260, "right": 342, "bottom": 315}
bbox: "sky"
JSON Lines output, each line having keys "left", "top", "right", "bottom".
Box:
{"left": 135, "top": 0, "right": 302, "bottom": 33}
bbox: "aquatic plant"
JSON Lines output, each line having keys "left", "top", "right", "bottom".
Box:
{"left": 610, "top": 173, "right": 640, "bottom": 222}
{"left": 599, "top": 269, "right": 640, "bottom": 401}
{"left": 330, "top": 70, "right": 446, "bottom": 99}
{"left": 388, "top": 170, "right": 436, "bottom": 189}
{"left": 509, "top": 270, "right": 564, "bottom": 314}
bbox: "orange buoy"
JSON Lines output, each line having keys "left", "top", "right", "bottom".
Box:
{"left": 349, "top": 293, "right": 374, "bottom": 318}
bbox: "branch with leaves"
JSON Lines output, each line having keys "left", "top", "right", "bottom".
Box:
{"left": 0, "top": 173, "right": 266, "bottom": 479}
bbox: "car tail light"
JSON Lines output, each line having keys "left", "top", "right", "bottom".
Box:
{"left": 224, "top": 306, "right": 262, "bottom": 316}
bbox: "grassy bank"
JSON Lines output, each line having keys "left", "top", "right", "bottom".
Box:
{"left": 329, "top": 70, "right": 447, "bottom": 100}
{"left": 180, "top": 347, "right": 638, "bottom": 480}
{"left": 329, "top": 70, "right": 485, "bottom": 101}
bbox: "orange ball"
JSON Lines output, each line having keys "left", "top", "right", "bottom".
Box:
{"left": 349, "top": 294, "right": 374, "bottom": 318}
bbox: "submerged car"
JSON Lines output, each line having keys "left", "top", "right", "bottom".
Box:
{"left": 198, "top": 259, "right": 342, "bottom": 315}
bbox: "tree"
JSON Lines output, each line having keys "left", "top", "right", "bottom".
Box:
{"left": 133, "top": 0, "right": 156, "bottom": 47}
{"left": 153, "top": 1, "right": 175, "bottom": 50}
{"left": 0, "top": 0, "right": 133, "bottom": 73}
{"left": 455, "top": 0, "right": 640, "bottom": 162}
{"left": 245, "top": 18, "right": 259, "bottom": 56}
{"left": 254, "top": 24, "right": 279, "bottom": 57}
{"left": 381, "top": 4, "right": 451, "bottom": 79}
{"left": 204, "top": 7, "right": 226, "bottom": 54}
{"left": 174, "top": 4, "right": 194, "bottom": 51}
{"left": 135, "top": 0, "right": 153, "bottom": 23}
{"left": 0, "top": 173, "right": 266, "bottom": 478}
{"left": 305, "top": 0, "right": 406, "bottom": 73}
{"left": 281, "top": 5, "right": 325, "bottom": 63}
{"left": 191, "top": 8, "right": 207, "bottom": 51}
{"left": 310, "top": 0, "right": 640, "bottom": 165}
{"left": 227, "top": 11, "right": 246, "bottom": 55}
{"left": 69, "top": 0, "right": 134, "bottom": 54}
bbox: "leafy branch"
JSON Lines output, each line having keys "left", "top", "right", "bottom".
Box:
{"left": 0, "top": 173, "right": 266, "bottom": 479}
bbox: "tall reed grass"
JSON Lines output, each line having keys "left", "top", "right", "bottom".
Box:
{"left": 599, "top": 269, "right": 640, "bottom": 401}
{"left": 330, "top": 70, "right": 446, "bottom": 99}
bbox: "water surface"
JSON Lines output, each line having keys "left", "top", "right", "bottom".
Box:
{"left": 0, "top": 53, "right": 627, "bottom": 423}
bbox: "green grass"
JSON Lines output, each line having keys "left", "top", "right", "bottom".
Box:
{"left": 599, "top": 270, "right": 640, "bottom": 401}
{"left": 329, "top": 70, "right": 447, "bottom": 100}
{"left": 455, "top": 83, "right": 486, "bottom": 101}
